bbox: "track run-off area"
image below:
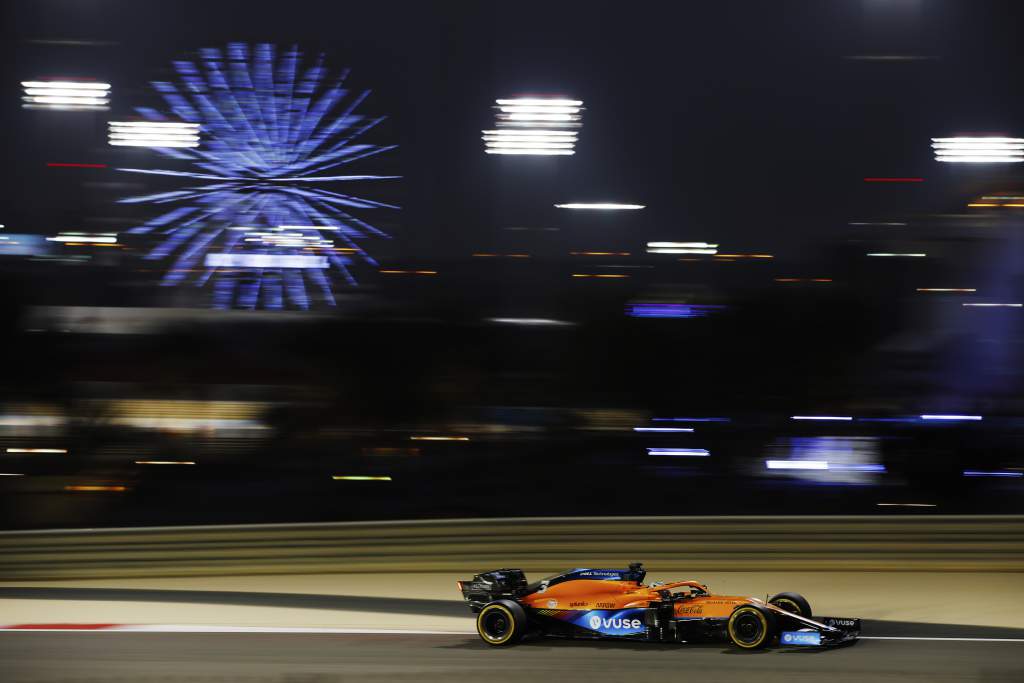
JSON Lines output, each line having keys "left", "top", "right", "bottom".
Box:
{"left": 3, "top": 628, "right": 1023, "bottom": 683}
{"left": 3, "top": 517, "right": 1022, "bottom": 681}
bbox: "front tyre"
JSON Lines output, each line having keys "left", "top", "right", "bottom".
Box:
{"left": 727, "top": 605, "right": 777, "bottom": 650}
{"left": 768, "top": 592, "right": 812, "bottom": 618}
{"left": 476, "top": 600, "right": 527, "bottom": 646}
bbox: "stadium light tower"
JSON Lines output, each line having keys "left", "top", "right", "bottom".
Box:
{"left": 483, "top": 97, "right": 583, "bottom": 156}
{"left": 931, "top": 137, "right": 1024, "bottom": 163}
{"left": 21, "top": 80, "right": 110, "bottom": 110}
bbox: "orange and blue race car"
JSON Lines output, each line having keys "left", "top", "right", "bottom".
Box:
{"left": 458, "top": 563, "right": 859, "bottom": 649}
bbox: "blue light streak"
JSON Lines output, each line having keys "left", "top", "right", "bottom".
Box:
{"left": 962, "top": 470, "right": 1022, "bottom": 478}
{"left": 626, "top": 303, "right": 725, "bottom": 318}
{"left": 117, "top": 43, "right": 400, "bottom": 308}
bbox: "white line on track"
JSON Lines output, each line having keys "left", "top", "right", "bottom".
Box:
{"left": 0, "top": 625, "right": 474, "bottom": 635}
{"left": 861, "top": 636, "right": 1024, "bottom": 643}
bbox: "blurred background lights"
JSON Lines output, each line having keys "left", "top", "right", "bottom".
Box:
{"left": 21, "top": 80, "right": 110, "bottom": 110}
{"left": 484, "top": 97, "right": 582, "bottom": 155}
{"left": 117, "top": 42, "right": 400, "bottom": 308}
{"left": 931, "top": 137, "right": 1024, "bottom": 163}
{"left": 108, "top": 121, "right": 200, "bottom": 148}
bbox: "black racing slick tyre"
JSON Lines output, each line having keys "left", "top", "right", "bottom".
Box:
{"left": 476, "top": 600, "right": 527, "bottom": 646}
{"left": 727, "top": 604, "right": 777, "bottom": 650}
{"left": 768, "top": 592, "right": 812, "bottom": 618}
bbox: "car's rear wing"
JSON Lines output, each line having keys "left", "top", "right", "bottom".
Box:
{"left": 458, "top": 569, "right": 528, "bottom": 612}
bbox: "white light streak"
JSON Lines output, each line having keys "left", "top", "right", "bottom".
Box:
{"left": 332, "top": 475, "right": 393, "bottom": 481}
{"left": 485, "top": 317, "right": 575, "bottom": 326}
{"left": 482, "top": 130, "right": 577, "bottom": 137}
{"left": 21, "top": 81, "right": 110, "bottom": 90}
{"left": 498, "top": 106, "right": 580, "bottom": 115}
{"left": 24, "top": 88, "right": 107, "bottom": 98}
{"left": 963, "top": 303, "right": 1022, "bottom": 308}
{"left": 867, "top": 253, "right": 927, "bottom": 257}
{"left": 496, "top": 98, "right": 582, "bottom": 107}
{"left": 109, "top": 121, "right": 197, "bottom": 128}
{"left": 646, "top": 241, "right": 717, "bottom": 254}
{"left": 485, "top": 141, "right": 575, "bottom": 149}
{"left": 46, "top": 234, "right": 118, "bottom": 244}
{"left": 648, "top": 242, "right": 717, "bottom": 248}
{"left": 766, "top": 460, "right": 829, "bottom": 470}
{"left": 920, "top": 414, "right": 983, "bottom": 421}
{"left": 557, "top": 203, "right": 646, "bottom": 210}
{"left": 648, "top": 448, "right": 710, "bottom": 457}
{"left": 633, "top": 427, "right": 695, "bottom": 433}
{"left": 790, "top": 415, "right": 853, "bottom": 421}
{"left": 937, "top": 157, "right": 1023, "bottom": 163}
{"left": 504, "top": 113, "right": 578, "bottom": 122}
{"left": 109, "top": 140, "right": 198, "bottom": 148}
{"left": 6, "top": 448, "right": 67, "bottom": 454}
{"left": 485, "top": 148, "right": 575, "bottom": 155}
{"left": 25, "top": 96, "right": 108, "bottom": 105}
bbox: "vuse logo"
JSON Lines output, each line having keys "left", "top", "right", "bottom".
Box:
{"left": 781, "top": 631, "right": 821, "bottom": 646}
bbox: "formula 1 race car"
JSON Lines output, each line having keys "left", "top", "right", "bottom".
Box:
{"left": 458, "top": 563, "right": 859, "bottom": 649}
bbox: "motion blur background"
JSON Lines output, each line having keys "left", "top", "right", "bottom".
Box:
{"left": 2, "top": 0, "right": 1024, "bottom": 530}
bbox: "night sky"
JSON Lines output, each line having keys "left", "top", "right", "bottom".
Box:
{"left": 4, "top": 0, "right": 1024, "bottom": 263}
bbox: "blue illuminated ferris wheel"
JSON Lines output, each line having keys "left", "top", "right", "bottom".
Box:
{"left": 117, "top": 43, "right": 400, "bottom": 309}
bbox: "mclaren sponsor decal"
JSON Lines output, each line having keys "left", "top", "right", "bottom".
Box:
{"left": 678, "top": 605, "right": 703, "bottom": 615}
{"left": 824, "top": 618, "right": 857, "bottom": 628}
{"left": 571, "top": 609, "right": 646, "bottom": 635}
{"left": 596, "top": 602, "right": 615, "bottom": 608}
{"left": 569, "top": 601, "right": 588, "bottom": 608}
{"left": 782, "top": 631, "right": 822, "bottom": 646}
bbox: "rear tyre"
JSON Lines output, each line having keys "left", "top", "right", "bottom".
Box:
{"left": 727, "top": 604, "right": 777, "bottom": 650}
{"left": 768, "top": 592, "right": 812, "bottom": 618}
{"left": 476, "top": 600, "right": 527, "bottom": 646}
